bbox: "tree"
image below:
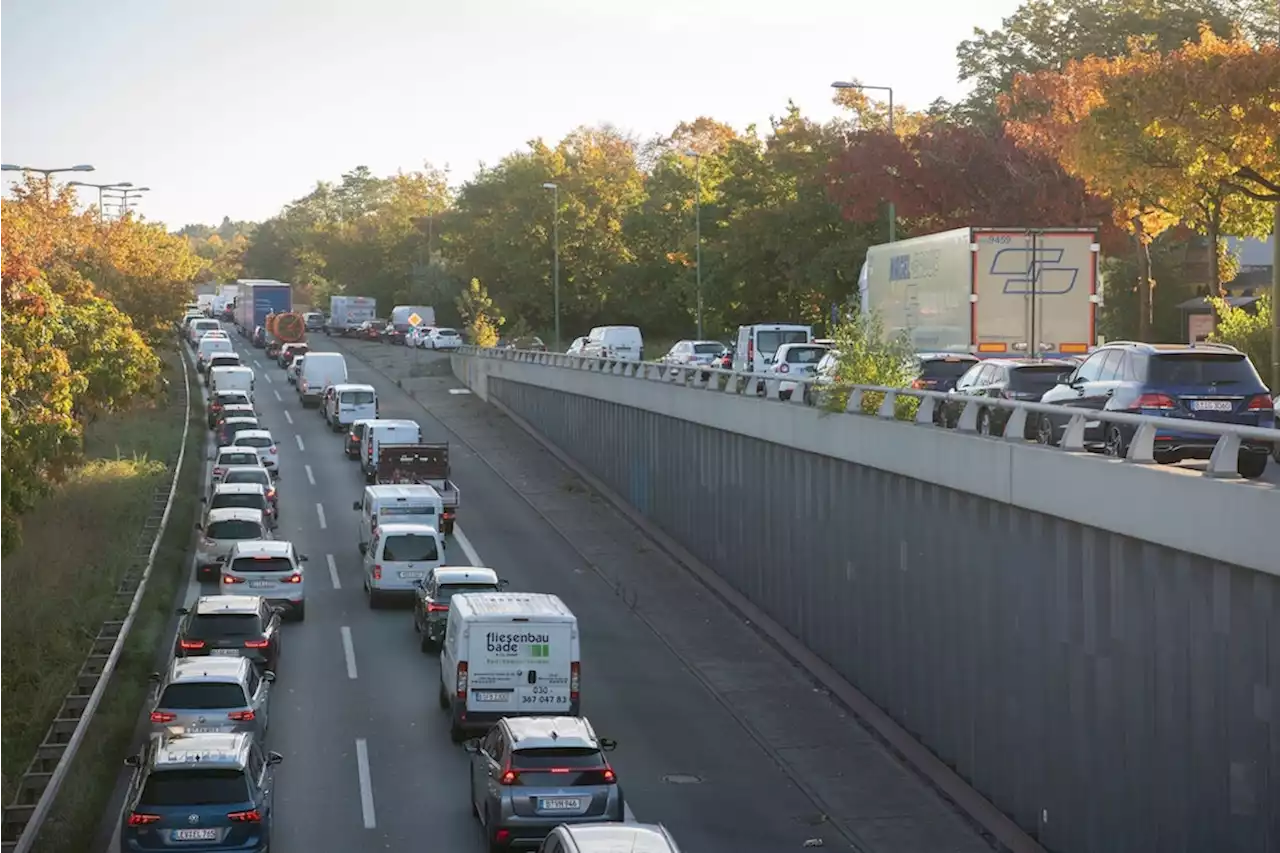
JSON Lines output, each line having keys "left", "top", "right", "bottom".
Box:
{"left": 88, "top": 216, "right": 204, "bottom": 342}
{"left": 456, "top": 278, "right": 504, "bottom": 347}
{"left": 1209, "top": 293, "right": 1271, "bottom": 374}
{"left": 822, "top": 310, "right": 919, "bottom": 419}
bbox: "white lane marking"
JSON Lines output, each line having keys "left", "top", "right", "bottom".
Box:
{"left": 295, "top": 435, "right": 305, "bottom": 451}
{"left": 253, "top": 360, "right": 262, "bottom": 368}
{"left": 274, "top": 390, "right": 282, "bottom": 401}
{"left": 341, "top": 626, "right": 359, "bottom": 679}
{"left": 264, "top": 373, "right": 273, "bottom": 384}
{"left": 355, "top": 738, "right": 377, "bottom": 828}
{"left": 454, "top": 525, "right": 482, "bottom": 566}
{"left": 305, "top": 464, "right": 316, "bottom": 486}
{"left": 316, "top": 503, "right": 327, "bottom": 529}
{"left": 284, "top": 410, "right": 293, "bottom": 424}
{"left": 447, "top": 388, "right": 472, "bottom": 395}
{"left": 327, "top": 553, "right": 341, "bottom": 590}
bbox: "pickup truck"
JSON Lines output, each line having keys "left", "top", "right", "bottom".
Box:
{"left": 374, "top": 443, "right": 461, "bottom": 533}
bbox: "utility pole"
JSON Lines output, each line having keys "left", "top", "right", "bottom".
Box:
{"left": 683, "top": 149, "right": 705, "bottom": 339}
{"left": 1271, "top": 205, "right": 1279, "bottom": 394}
{"left": 542, "top": 183, "right": 561, "bottom": 351}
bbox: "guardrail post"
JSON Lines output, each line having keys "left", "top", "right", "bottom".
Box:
{"left": 722, "top": 373, "right": 742, "bottom": 395}
{"left": 764, "top": 379, "right": 781, "bottom": 400}
{"left": 1205, "top": 433, "right": 1243, "bottom": 478}
{"left": 877, "top": 390, "right": 898, "bottom": 419}
{"left": 1002, "top": 406, "right": 1028, "bottom": 442}
{"left": 1126, "top": 422, "right": 1158, "bottom": 464}
{"left": 845, "top": 389, "right": 864, "bottom": 413}
{"left": 790, "top": 383, "right": 809, "bottom": 405}
{"left": 915, "top": 394, "right": 936, "bottom": 424}
{"left": 1060, "top": 414, "right": 1087, "bottom": 451}
{"left": 705, "top": 371, "right": 722, "bottom": 391}
{"left": 956, "top": 401, "right": 980, "bottom": 433}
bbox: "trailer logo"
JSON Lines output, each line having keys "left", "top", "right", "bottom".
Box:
{"left": 989, "top": 247, "right": 1079, "bottom": 296}
{"left": 486, "top": 631, "right": 550, "bottom": 658}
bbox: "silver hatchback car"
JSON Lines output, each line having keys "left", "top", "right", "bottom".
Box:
{"left": 537, "top": 823, "right": 682, "bottom": 853}
{"left": 148, "top": 657, "right": 274, "bottom": 739}
{"left": 466, "top": 716, "right": 623, "bottom": 851}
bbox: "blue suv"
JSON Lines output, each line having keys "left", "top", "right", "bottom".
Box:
{"left": 1035, "top": 342, "right": 1275, "bottom": 478}
{"left": 121, "top": 732, "right": 281, "bottom": 852}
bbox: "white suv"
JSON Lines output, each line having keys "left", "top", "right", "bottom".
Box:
{"left": 220, "top": 540, "right": 310, "bottom": 621}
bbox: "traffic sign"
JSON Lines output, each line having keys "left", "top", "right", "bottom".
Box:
{"left": 407, "top": 312, "right": 423, "bottom": 327}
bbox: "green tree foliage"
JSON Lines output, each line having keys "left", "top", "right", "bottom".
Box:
{"left": 1209, "top": 293, "right": 1272, "bottom": 374}
{"left": 822, "top": 311, "right": 919, "bottom": 419}
{"left": 456, "top": 278, "right": 504, "bottom": 348}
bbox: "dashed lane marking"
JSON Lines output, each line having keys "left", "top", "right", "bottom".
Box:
{"left": 327, "top": 553, "right": 341, "bottom": 590}
{"left": 296, "top": 435, "right": 305, "bottom": 452}
{"left": 341, "top": 626, "right": 358, "bottom": 679}
{"left": 305, "top": 464, "right": 316, "bottom": 486}
{"left": 355, "top": 738, "right": 376, "bottom": 828}
{"left": 284, "top": 410, "right": 293, "bottom": 424}
{"left": 316, "top": 502, "right": 327, "bottom": 529}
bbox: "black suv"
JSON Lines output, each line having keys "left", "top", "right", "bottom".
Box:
{"left": 175, "top": 595, "right": 283, "bottom": 671}
{"left": 940, "top": 358, "right": 1077, "bottom": 437}
{"left": 1035, "top": 342, "right": 1274, "bottom": 478}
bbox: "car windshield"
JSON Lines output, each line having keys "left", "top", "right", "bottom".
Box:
{"left": 228, "top": 556, "right": 293, "bottom": 574}
{"left": 381, "top": 534, "right": 438, "bottom": 562}
{"left": 920, "top": 359, "right": 977, "bottom": 380}
{"left": 139, "top": 769, "right": 250, "bottom": 806}
{"left": 218, "top": 453, "right": 258, "bottom": 467}
{"left": 783, "top": 346, "right": 826, "bottom": 364}
{"left": 341, "top": 391, "right": 376, "bottom": 405}
{"left": 693, "top": 343, "right": 722, "bottom": 355}
{"left": 220, "top": 422, "right": 256, "bottom": 437}
{"left": 210, "top": 356, "right": 239, "bottom": 366}
{"left": 1010, "top": 365, "right": 1071, "bottom": 393}
{"left": 436, "top": 583, "right": 499, "bottom": 603}
{"left": 1148, "top": 353, "right": 1258, "bottom": 386}
{"left": 223, "top": 470, "right": 269, "bottom": 488}
{"left": 756, "top": 330, "right": 809, "bottom": 355}
{"left": 205, "top": 520, "right": 264, "bottom": 540}
{"left": 510, "top": 747, "right": 610, "bottom": 786}
{"left": 235, "top": 436, "right": 274, "bottom": 449}
{"left": 436, "top": 329, "right": 459, "bottom": 336}
{"left": 159, "top": 682, "right": 248, "bottom": 710}
{"left": 215, "top": 394, "right": 249, "bottom": 406}
{"left": 188, "top": 613, "right": 263, "bottom": 639}
{"left": 211, "top": 494, "right": 267, "bottom": 512}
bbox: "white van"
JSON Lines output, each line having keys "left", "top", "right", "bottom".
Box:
{"left": 353, "top": 484, "right": 444, "bottom": 553}
{"left": 187, "top": 318, "right": 222, "bottom": 347}
{"left": 439, "top": 592, "right": 581, "bottom": 742}
{"left": 197, "top": 335, "right": 235, "bottom": 371}
{"left": 733, "top": 323, "right": 813, "bottom": 378}
{"left": 298, "top": 352, "right": 348, "bottom": 406}
{"left": 581, "top": 325, "right": 643, "bottom": 362}
{"left": 209, "top": 365, "right": 255, "bottom": 398}
{"left": 360, "top": 420, "right": 422, "bottom": 482}
{"left": 361, "top": 521, "right": 445, "bottom": 607}
{"left": 324, "top": 383, "right": 377, "bottom": 432}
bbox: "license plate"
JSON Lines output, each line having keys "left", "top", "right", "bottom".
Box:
{"left": 185, "top": 726, "right": 222, "bottom": 734}
{"left": 210, "top": 648, "right": 239, "bottom": 656}
{"left": 539, "top": 798, "right": 583, "bottom": 811}
{"left": 399, "top": 571, "right": 424, "bottom": 579}
{"left": 1192, "top": 400, "right": 1232, "bottom": 412}
{"left": 173, "top": 828, "right": 218, "bottom": 841}
{"left": 472, "top": 691, "right": 508, "bottom": 702}
{"left": 248, "top": 580, "right": 273, "bottom": 588}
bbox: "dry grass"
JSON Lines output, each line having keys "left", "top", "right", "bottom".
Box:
{"left": 0, "top": 349, "right": 196, "bottom": 850}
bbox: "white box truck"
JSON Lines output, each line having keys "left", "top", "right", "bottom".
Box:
{"left": 439, "top": 592, "right": 580, "bottom": 742}
{"left": 328, "top": 295, "right": 377, "bottom": 336}
{"left": 859, "top": 227, "right": 1100, "bottom": 358}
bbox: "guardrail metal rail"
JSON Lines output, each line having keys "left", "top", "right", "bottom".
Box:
{"left": 2, "top": 346, "right": 193, "bottom": 853}
{"left": 458, "top": 345, "right": 1280, "bottom": 480}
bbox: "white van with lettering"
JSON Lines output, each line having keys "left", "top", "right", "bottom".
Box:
{"left": 324, "top": 383, "right": 377, "bottom": 432}
{"left": 354, "top": 484, "right": 443, "bottom": 554}
{"left": 439, "top": 592, "right": 580, "bottom": 742}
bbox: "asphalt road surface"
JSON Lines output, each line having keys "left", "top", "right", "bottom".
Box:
{"left": 98, "top": 330, "right": 1002, "bottom": 853}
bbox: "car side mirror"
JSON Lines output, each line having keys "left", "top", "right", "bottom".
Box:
{"left": 298, "top": 554, "right": 309, "bottom": 562}
{"left": 498, "top": 579, "right": 510, "bottom": 588}
{"left": 199, "top": 496, "right": 208, "bottom": 504}
{"left": 358, "top": 543, "right": 368, "bottom": 555}
{"left": 599, "top": 738, "right": 618, "bottom": 752}
{"left": 176, "top": 607, "right": 189, "bottom": 615}
{"left": 263, "top": 671, "right": 276, "bottom": 683}
{"left": 413, "top": 579, "right": 424, "bottom": 588}
{"left": 463, "top": 739, "right": 480, "bottom": 754}
{"left": 271, "top": 606, "right": 286, "bottom": 615}
{"left": 352, "top": 501, "right": 361, "bottom": 511}
{"left": 148, "top": 671, "right": 161, "bottom": 682}
{"left": 193, "top": 523, "right": 202, "bottom": 531}
{"left": 267, "top": 751, "right": 284, "bottom": 766}
{"left": 1058, "top": 372, "right": 1074, "bottom": 384}
{"left": 124, "top": 755, "right": 141, "bottom": 767}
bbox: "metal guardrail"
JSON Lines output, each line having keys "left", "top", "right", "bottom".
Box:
{"left": 1, "top": 347, "right": 193, "bottom": 853}
{"left": 458, "top": 345, "right": 1279, "bottom": 480}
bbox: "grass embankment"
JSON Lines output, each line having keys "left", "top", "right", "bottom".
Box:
{"left": 0, "top": 347, "right": 201, "bottom": 853}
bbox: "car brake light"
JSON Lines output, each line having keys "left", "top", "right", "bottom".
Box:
{"left": 427, "top": 602, "right": 448, "bottom": 612}
{"left": 441, "top": 510, "right": 455, "bottom": 521}
{"left": 284, "top": 573, "right": 302, "bottom": 584}
{"left": 222, "top": 574, "right": 245, "bottom": 584}
{"left": 1136, "top": 393, "right": 1176, "bottom": 410}
{"left": 213, "top": 467, "right": 224, "bottom": 477}
{"left": 179, "top": 639, "right": 205, "bottom": 650}
{"left": 570, "top": 661, "right": 580, "bottom": 702}
{"left": 372, "top": 565, "right": 382, "bottom": 580}
{"left": 1246, "top": 394, "right": 1273, "bottom": 411}
{"left": 127, "top": 812, "right": 161, "bottom": 826}
{"left": 910, "top": 378, "right": 927, "bottom": 389}
{"left": 602, "top": 767, "right": 616, "bottom": 783}
{"left": 149, "top": 711, "right": 177, "bottom": 723}
{"left": 244, "top": 638, "right": 270, "bottom": 648}
{"left": 777, "top": 363, "right": 790, "bottom": 374}
{"left": 269, "top": 446, "right": 277, "bottom": 454}
{"left": 499, "top": 770, "right": 519, "bottom": 785}
{"left": 227, "top": 710, "right": 255, "bottom": 721}
{"left": 456, "top": 662, "right": 468, "bottom": 699}
{"left": 227, "top": 809, "right": 261, "bottom": 822}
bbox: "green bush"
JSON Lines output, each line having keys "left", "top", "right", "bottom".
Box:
{"left": 821, "top": 311, "right": 920, "bottom": 420}
{"left": 1209, "top": 294, "right": 1272, "bottom": 386}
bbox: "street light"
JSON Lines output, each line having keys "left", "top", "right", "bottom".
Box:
{"left": 2, "top": 163, "right": 96, "bottom": 200}
{"left": 683, "top": 149, "right": 705, "bottom": 339}
{"left": 103, "top": 187, "right": 150, "bottom": 219}
{"left": 831, "top": 81, "right": 897, "bottom": 243}
{"left": 68, "top": 181, "right": 133, "bottom": 223}
{"left": 541, "top": 182, "right": 561, "bottom": 352}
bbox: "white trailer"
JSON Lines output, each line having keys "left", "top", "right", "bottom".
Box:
{"left": 328, "top": 295, "right": 377, "bottom": 335}
{"left": 859, "top": 227, "right": 1100, "bottom": 358}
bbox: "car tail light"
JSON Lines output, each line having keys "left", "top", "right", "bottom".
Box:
{"left": 778, "top": 363, "right": 790, "bottom": 374}
{"left": 149, "top": 711, "right": 177, "bottom": 723}
{"left": 372, "top": 564, "right": 382, "bottom": 580}
{"left": 223, "top": 574, "right": 245, "bottom": 584}
{"left": 227, "top": 710, "right": 255, "bottom": 722}
{"left": 427, "top": 602, "right": 448, "bottom": 613}
{"left": 266, "top": 488, "right": 276, "bottom": 500}
{"left": 227, "top": 809, "right": 261, "bottom": 822}
{"left": 1136, "top": 393, "right": 1176, "bottom": 410}
{"left": 602, "top": 767, "right": 616, "bottom": 783}
{"left": 499, "top": 770, "right": 519, "bottom": 785}
{"left": 269, "top": 446, "right": 277, "bottom": 454}
{"left": 456, "top": 662, "right": 468, "bottom": 699}
{"left": 212, "top": 402, "right": 223, "bottom": 411}
{"left": 495, "top": 829, "right": 511, "bottom": 842}
{"left": 569, "top": 661, "right": 580, "bottom": 702}
{"left": 178, "top": 639, "right": 206, "bottom": 650}
{"left": 284, "top": 573, "right": 302, "bottom": 584}
{"left": 213, "top": 467, "right": 224, "bottom": 477}
{"left": 442, "top": 510, "right": 455, "bottom": 522}
{"left": 244, "top": 638, "right": 270, "bottom": 648}
{"left": 1246, "top": 394, "right": 1273, "bottom": 411}
{"left": 127, "top": 812, "right": 161, "bottom": 826}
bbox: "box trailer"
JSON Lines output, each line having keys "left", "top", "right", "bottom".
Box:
{"left": 233, "top": 280, "right": 293, "bottom": 334}
{"left": 328, "top": 296, "right": 378, "bottom": 335}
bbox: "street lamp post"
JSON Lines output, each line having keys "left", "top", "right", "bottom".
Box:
{"left": 103, "top": 187, "right": 150, "bottom": 219}
{"left": 541, "top": 182, "right": 561, "bottom": 352}
{"left": 830, "top": 81, "right": 896, "bottom": 243}
{"left": 683, "top": 149, "right": 705, "bottom": 339}
{"left": 1, "top": 163, "right": 95, "bottom": 201}
{"left": 68, "top": 181, "right": 133, "bottom": 223}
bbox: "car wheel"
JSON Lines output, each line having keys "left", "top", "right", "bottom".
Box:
{"left": 486, "top": 806, "right": 507, "bottom": 853}
{"left": 1036, "top": 414, "right": 1057, "bottom": 446}
{"left": 1237, "top": 452, "right": 1268, "bottom": 480}
{"left": 438, "top": 681, "right": 450, "bottom": 710}
{"left": 1103, "top": 424, "right": 1127, "bottom": 458}
{"left": 450, "top": 719, "right": 468, "bottom": 744}
{"left": 420, "top": 628, "right": 434, "bottom": 653}
{"left": 368, "top": 588, "right": 381, "bottom": 609}
{"left": 292, "top": 602, "right": 305, "bottom": 622}
{"left": 977, "top": 409, "right": 992, "bottom": 436}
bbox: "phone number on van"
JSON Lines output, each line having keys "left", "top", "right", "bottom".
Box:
{"left": 521, "top": 693, "right": 569, "bottom": 705}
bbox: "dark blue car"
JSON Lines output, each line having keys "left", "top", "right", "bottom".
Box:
{"left": 1035, "top": 342, "right": 1274, "bottom": 478}
{"left": 121, "top": 731, "right": 281, "bottom": 852}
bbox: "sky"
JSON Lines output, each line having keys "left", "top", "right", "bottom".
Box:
{"left": 2, "top": 0, "right": 1023, "bottom": 228}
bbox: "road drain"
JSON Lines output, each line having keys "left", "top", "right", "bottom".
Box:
{"left": 662, "top": 774, "right": 704, "bottom": 784}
